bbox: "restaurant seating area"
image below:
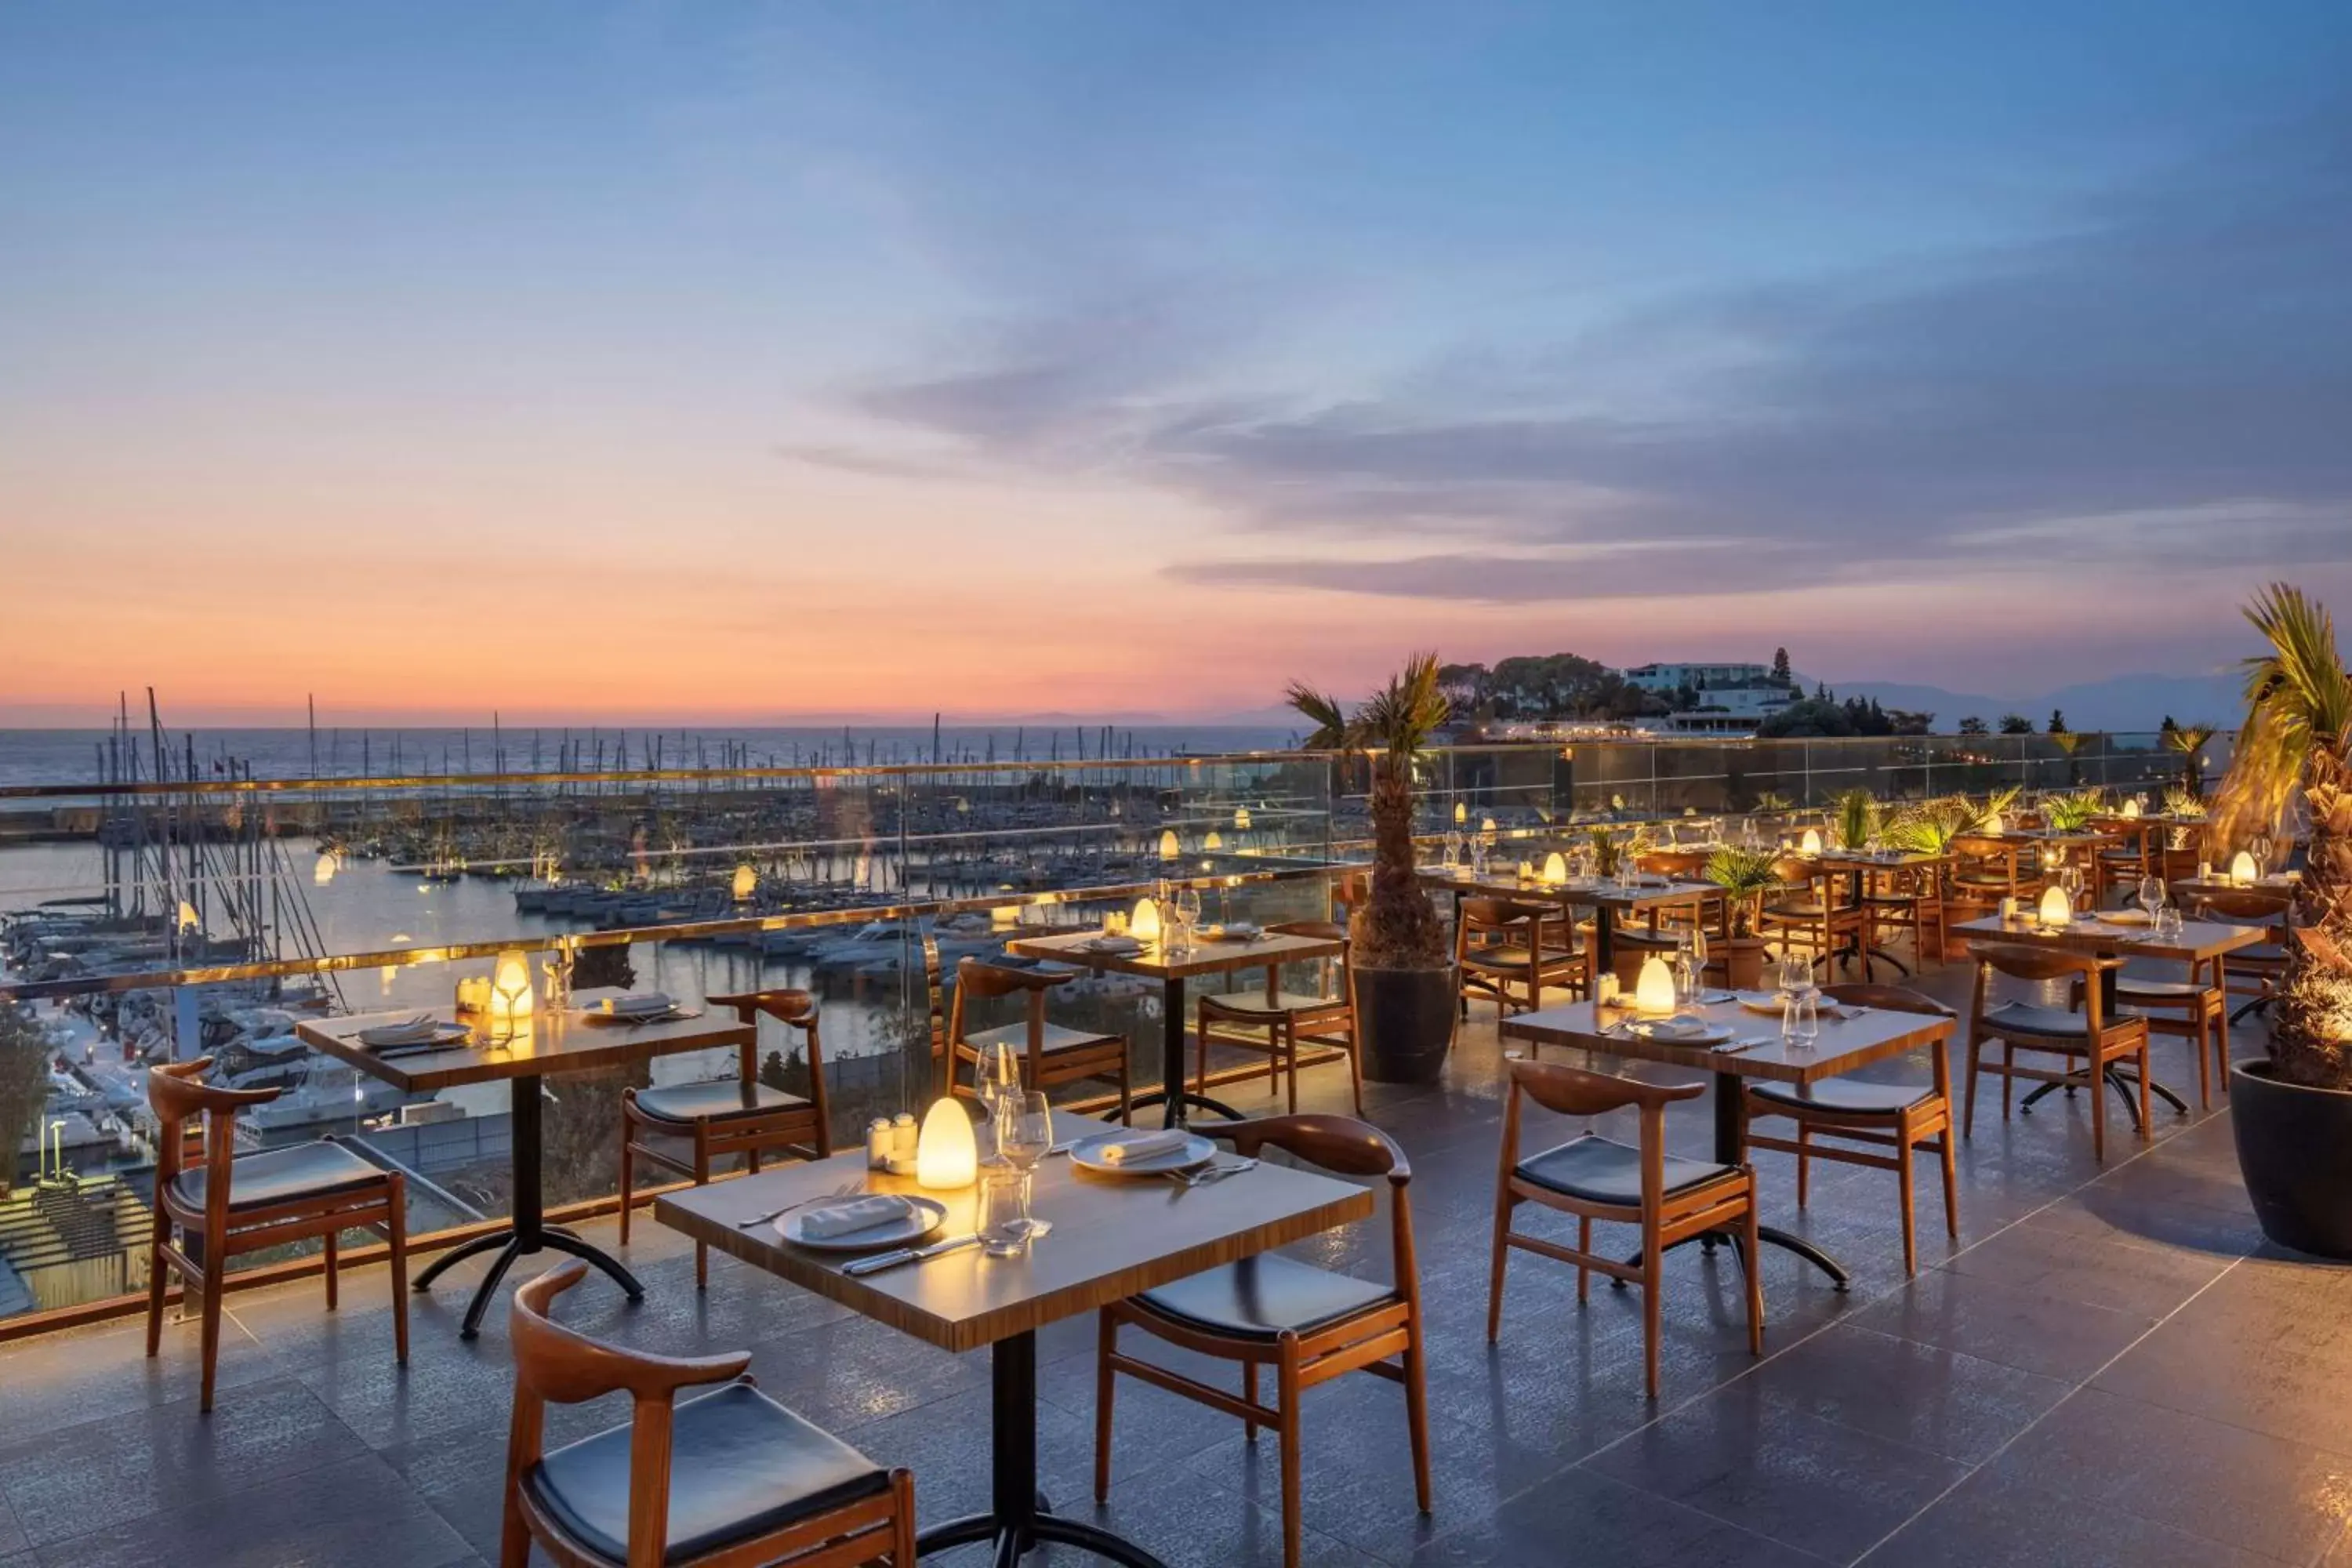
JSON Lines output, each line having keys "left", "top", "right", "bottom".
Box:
{"left": 2, "top": 909, "right": 2343, "bottom": 1566}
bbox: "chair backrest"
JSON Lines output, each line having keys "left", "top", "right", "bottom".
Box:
{"left": 1498, "top": 1058, "right": 1708, "bottom": 1214}
{"left": 1968, "top": 942, "right": 2119, "bottom": 1036}
{"left": 2194, "top": 889, "right": 2290, "bottom": 926}
{"left": 1639, "top": 848, "right": 1708, "bottom": 878}
{"left": 1269, "top": 920, "right": 1350, "bottom": 1002}
{"left": 1819, "top": 982, "right": 1955, "bottom": 1018}
{"left": 506, "top": 1261, "right": 754, "bottom": 1567}
{"left": 1207, "top": 1114, "right": 1416, "bottom": 1298}
{"left": 1456, "top": 898, "right": 1550, "bottom": 949}
{"left": 922, "top": 931, "right": 946, "bottom": 1059}
{"left": 710, "top": 988, "right": 829, "bottom": 1146}
{"left": 146, "top": 1058, "right": 277, "bottom": 1221}
{"left": 947, "top": 956, "right": 1073, "bottom": 1086}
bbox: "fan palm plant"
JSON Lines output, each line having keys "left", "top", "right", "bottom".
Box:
{"left": 1704, "top": 846, "right": 1784, "bottom": 939}
{"left": 2165, "top": 722, "right": 2218, "bottom": 797}
{"left": 1287, "top": 652, "right": 1452, "bottom": 971}
{"left": 2214, "top": 585, "right": 2352, "bottom": 1089}
{"left": 1830, "top": 788, "right": 1878, "bottom": 851}
{"left": 2041, "top": 789, "right": 2105, "bottom": 833}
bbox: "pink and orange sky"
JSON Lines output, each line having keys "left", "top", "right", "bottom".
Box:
{"left": 5, "top": 5, "right": 2349, "bottom": 727}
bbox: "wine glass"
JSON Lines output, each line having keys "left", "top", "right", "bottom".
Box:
{"left": 1689, "top": 927, "right": 1709, "bottom": 989}
{"left": 1000, "top": 1091, "right": 1054, "bottom": 1239}
{"left": 1174, "top": 884, "right": 1203, "bottom": 950}
{"left": 1777, "top": 951, "right": 1813, "bottom": 997}
{"left": 1673, "top": 931, "right": 1698, "bottom": 1004}
{"left": 2138, "top": 875, "right": 2166, "bottom": 920}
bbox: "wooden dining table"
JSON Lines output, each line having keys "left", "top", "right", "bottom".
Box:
{"left": 1005, "top": 927, "right": 1344, "bottom": 1128}
{"left": 1500, "top": 996, "right": 1955, "bottom": 1289}
{"left": 659, "top": 1110, "right": 1373, "bottom": 1568}
{"left": 1951, "top": 911, "right": 2270, "bottom": 1120}
{"left": 1417, "top": 866, "right": 1717, "bottom": 971}
{"left": 298, "top": 988, "right": 753, "bottom": 1338}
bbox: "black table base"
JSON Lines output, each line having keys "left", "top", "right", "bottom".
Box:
{"left": 916, "top": 1330, "right": 1170, "bottom": 1566}
{"left": 1616, "top": 1068, "right": 1852, "bottom": 1291}
{"left": 409, "top": 1073, "right": 644, "bottom": 1338}
{"left": 2019, "top": 1064, "right": 2189, "bottom": 1125}
{"left": 1126, "top": 976, "right": 1242, "bottom": 1131}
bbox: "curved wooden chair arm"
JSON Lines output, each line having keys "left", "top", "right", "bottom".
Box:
{"left": 510, "top": 1262, "right": 753, "bottom": 1405}
{"left": 1205, "top": 1113, "right": 1407, "bottom": 1181}
{"left": 1506, "top": 1057, "right": 1704, "bottom": 1116}
{"left": 956, "top": 956, "right": 1075, "bottom": 997}
{"left": 1968, "top": 942, "right": 2119, "bottom": 981}
{"left": 710, "top": 989, "right": 818, "bottom": 1030}
{"left": 1461, "top": 898, "right": 1548, "bottom": 927}
{"left": 147, "top": 1056, "right": 281, "bottom": 1118}
{"left": 1819, "top": 983, "right": 1955, "bottom": 1018}
{"left": 2194, "top": 891, "right": 2290, "bottom": 924}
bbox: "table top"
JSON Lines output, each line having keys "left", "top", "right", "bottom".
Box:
{"left": 1951, "top": 913, "right": 2271, "bottom": 963}
{"left": 1501, "top": 996, "right": 1950, "bottom": 1086}
{"left": 2175, "top": 875, "right": 2297, "bottom": 904}
{"left": 657, "top": 1112, "right": 1375, "bottom": 1352}
{"left": 1811, "top": 848, "right": 1950, "bottom": 868}
{"left": 1418, "top": 868, "right": 1717, "bottom": 910}
{"left": 1006, "top": 927, "right": 1341, "bottom": 981}
{"left": 296, "top": 988, "right": 756, "bottom": 1092}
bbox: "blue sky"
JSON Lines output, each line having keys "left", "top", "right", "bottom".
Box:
{"left": 2, "top": 2, "right": 2348, "bottom": 722}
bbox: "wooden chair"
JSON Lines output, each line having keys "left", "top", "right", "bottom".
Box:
{"left": 1095, "top": 1115, "right": 1427, "bottom": 1568}
{"left": 1757, "top": 858, "right": 1867, "bottom": 979}
{"left": 1193, "top": 921, "right": 1362, "bottom": 1114}
{"left": 948, "top": 958, "right": 1131, "bottom": 1120}
{"left": 919, "top": 929, "right": 950, "bottom": 1095}
{"left": 619, "top": 989, "right": 833, "bottom": 1289}
{"left": 1454, "top": 897, "right": 1581, "bottom": 1017}
{"left": 2092, "top": 822, "right": 2155, "bottom": 904}
{"left": 1948, "top": 835, "right": 2037, "bottom": 916}
{"left": 2101, "top": 958, "right": 2230, "bottom": 1110}
{"left": 1738, "top": 985, "right": 1957, "bottom": 1275}
{"left": 1637, "top": 850, "right": 1729, "bottom": 943}
{"left": 1486, "top": 1058, "right": 1762, "bottom": 1398}
{"left": 2191, "top": 888, "right": 2291, "bottom": 1023}
{"left": 1963, "top": 944, "right": 2151, "bottom": 1163}
{"left": 503, "top": 1261, "right": 915, "bottom": 1568}
{"left": 1860, "top": 861, "right": 1945, "bottom": 975}
{"left": 144, "top": 1057, "right": 408, "bottom": 1413}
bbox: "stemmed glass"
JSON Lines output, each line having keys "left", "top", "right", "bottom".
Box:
{"left": 999, "top": 1091, "right": 1054, "bottom": 1240}
{"left": 1777, "top": 951, "right": 1813, "bottom": 997}
{"left": 1173, "top": 884, "right": 1203, "bottom": 953}
{"left": 1673, "top": 931, "right": 1699, "bottom": 1005}
{"left": 2138, "top": 875, "right": 2167, "bottom": 921}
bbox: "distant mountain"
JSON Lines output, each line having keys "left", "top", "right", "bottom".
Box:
{"left": 1826, "top": 672, "right": 2242, "bottom": 734}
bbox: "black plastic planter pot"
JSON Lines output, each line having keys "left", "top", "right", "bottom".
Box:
{"left": 2232, "top": 1060, "right": 2352, "bottom": 1259}
{"left": 1351, "top": 964, "right": 1458, "bottom": 1085}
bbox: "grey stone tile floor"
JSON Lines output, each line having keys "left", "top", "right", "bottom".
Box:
{"left": 6, "top": 955, "right": 2350, "bottom": 1565}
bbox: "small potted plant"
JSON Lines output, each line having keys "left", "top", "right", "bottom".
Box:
{"left": 2215, "top": 585, "right": 2352, "bottom": 1257}
{"left": 1289, "top": 654, "right": 1457, "bottom": 1084}
{"left": 1831, "top": 787, "right": 1879, "bottom": 851}
{"left": 1704, "top": 845, "right": 1783, "bottom": 989}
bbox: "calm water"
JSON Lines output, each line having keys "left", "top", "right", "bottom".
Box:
{"left": 0, "top": 724, "right": 1298, "bottom": 788}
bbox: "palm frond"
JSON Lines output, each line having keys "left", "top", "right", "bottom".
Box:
{"left": 2216, "top": 583, "right": 2352, "bottom": 852}
{"left": 1283, "top": 682, "right": 1353, "bottom": 753}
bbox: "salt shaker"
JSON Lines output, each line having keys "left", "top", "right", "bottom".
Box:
{"left": 865, "top": 1118, "right": 893, "bottom": 1171}
{"left": 889, "top": 1112, "right": 919, "bottom": 1174}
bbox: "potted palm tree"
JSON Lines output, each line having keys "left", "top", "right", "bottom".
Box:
{"left": 1289, "top": 654, "right": 1457, "bottom": 1084}
{"left": 1704, "top": 845, "right": 1782, "bottom": 989}
{"left": 1830, "top": 788, "right": 1878, "bottom": 851}
{"left": 2165, "top": 722, "right": 2218, "bottom": 797}
{"left": 2215, "top": 584, "right": 2352, "bottom": 1256}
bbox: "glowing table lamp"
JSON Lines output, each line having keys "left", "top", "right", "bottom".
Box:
{"left": 490, "top": 949, "right": 535, "bottom": 1032}
{"left": 2037, "top": 885, "right": 2073, "bottom": 927}
{"left": 1130, "top": 898, "right": 1161, "bottom": 942}
{"left": 916, "top": 1098, "right": 978, "bottom": 1190}
{"left": 1454, "top": 801, "right": 1468, "bottom": 825}
{"left": 1634, "top": 955, "right": 1679, "bottom": 1016}
{"left": 731, "top": 863, "right": 757, "bottom": 901}
{"left": 1158, "top": 829, "right": 1181, "bottom": 861}
{"left": 2230, "top": 851, "right": 2260, "bottom": 886}
{"left": 1233, "top": 807, "right": 1253, "bottom": 829}
{"left": 1541, "top": 852, "right": 1568, "bottom": 886}
{"left": 2121, "top": 799, "right": 2142, "bottom": 818}
{"left": 1204, "top": 831, "right": 1224, "bottom": 851}
{"left": 1800, "top": 829, "right": 1824, "bottom": 856}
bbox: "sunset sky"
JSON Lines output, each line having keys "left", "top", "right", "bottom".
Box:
{"left": 5, "top": 2, "right": 2350, "bottom": 725}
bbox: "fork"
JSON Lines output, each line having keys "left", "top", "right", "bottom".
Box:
{"left": 1167, "top": 1158, "right": 1258, "bottom": 1189}
{"left": 738, "top": 1179, "right": 864, "bottom": 1228}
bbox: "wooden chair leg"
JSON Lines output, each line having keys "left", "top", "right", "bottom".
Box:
{"left": 323, "top": 1229, "right": 339, "bottom": 1310}
{"left": 891, "top": 1470, "right": 918, "bottom": 1567}
{"left": 144, "top": 1215, "right": 169, "bottom": 1359}
{"left": 1194, "top": 1011, "right": 1211, "bottom": 1098}
{"left": 1243, "top": 1363, "right": 1259, "bottom": 1443}
{"left": 2001, "top": 1044, "right": 2014, "bottom": 1120}
{"left": 198, "top": 1262, "right": 223, "bottom": 1414}
{"left": 1963, "top": 1040, "right": 1981, "bottom": 1138}
{"left": 1896, "top": 1122, "right": 1918, "bottom": 1276}
{"left": 1796, "top": 1123, "right": 1812, "bottom": 1208}
{"left": 693, "top": 1138, "right": 711, "bottom": 1291}
{"left": 1741, "top": 1192, "right": 1764, "bottom": 1356}
{"left": 1641, "top": 1232, "right": 1664, "bottom": 1400}
{"left": 388, "top": 1200, "right": 410, "bottom": 1367}
{"left": 2136, "top": 1041, "right": 2153, "bottom": 1136}
{"left": 1093, "top": 1310, "right": 1116, "bottom": 1503}
{"left": 1282, "top": 1022, "right": 1298, "bottom": 1114}
{"left": 1277, "top": 1341, "right": 1303, "bottom": 1568}
{"left": 1348, "top": 1031, "right": 1365, "bottom": 1116}
{"left": 1485, "top": 1200, "right": 1512, "bottom": 1341}
{"left": 500, "top": 1487, "right": 533, "bottom": 1568}
{"left": 1939, "top": 1132, "right": 1959, "bottom": 1240}
{"left": 1576, "top": 1215, "right": 1591, "bottom": 1304}
{"left": 616, "top": 1130, "right": 634, "bottom": 1245}
{"left": 2089, "top": 1051, "right": 2107, "bottom": 1163}
{"left": 1403, "top": 1310, "right": 1432, "bottom": 1514}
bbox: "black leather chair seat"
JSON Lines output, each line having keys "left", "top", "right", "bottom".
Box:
{"left": 2233, "top": 942, "right": 2288, "bottom": 967}
{"left": 2112, "top": 978, "right": 2213, "bottom": 1003}
{"left": 1463, "top": 946, "right": 1573, "bottom": 972}
{"left": 1515, "top": 1135, "right": 1737, "bottom": 1207}
{"left": 1749, "top": 1078, "right": 1933, "bottom": 1116}
{"left": 524, "top": 1381, "right": 888, "bottom": 1566}
{"left": 169, "top": 1140, "right": 385, "bottom": 1214}
{"left": 1135, "top": 1253, "right": 1394, "bottom": 1341}
{"left": 1982, "top": 1000, "right": 2107, "bottom": 1040}
{"left": 1761, "top": 902, "right": 1836, "bottom": 922}
{"left": 964, "top": 1020, "right": 1119, "bottom": 1055}
{"left": 633, "top": 1080, "right": 804, "bottom": 1123}
{"left": 1201, "top": 989, "right": 1346, "bottom": 1018}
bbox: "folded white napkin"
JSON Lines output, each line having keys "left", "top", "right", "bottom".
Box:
{"left": 603, "top": 992, "right": 673, "bottom": 1015}
{"left": 1084, "top": 935, "right": 1144, "bottom": 953}
{"left": 797, "top": 1195, "right": 916, "bottom": 1240}
{"left": 360, "top": 1015, "right": 440, "bottom": 1047}
{"left": 1095, "top": 1129, "right": 1190, "bottom": 1164}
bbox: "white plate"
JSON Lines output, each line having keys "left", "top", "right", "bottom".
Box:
{"left": 1735, "top": 991, "right": 1792, "bottom": 1014}
{"left": 603, "top": 993, "right": 673, "bottom": 1016}
{"left": 1689, "top": 988, "right": 1737, "bottom": 1006}
{"left": 1197, "top": 924, "right": 1261, "bottom": 942}
{"left": 780, "top": 1196, "right": 946, "bottom": 1251}
{"left": 1069, "top": 1131, "right": 1216, "bottom": 1176}
{"left": 1080, "top": 937, "right": 1145, "bottom": 956}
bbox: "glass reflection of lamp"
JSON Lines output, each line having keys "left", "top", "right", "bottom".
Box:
{"left": 314, "top": 852, "right": 337, "bottom": 886}
{"left": 1634, "top": 955, "right": 1679, "bottom": 1016}
{"left": 1131, "top": 898, "right": 1161, "bottom": 942}
{"left": 1480, "top": 817, "right": 1497, "bottom": 833}
{"left": 2121, "top": 798, "right": 2142, "bottom": 818}
{"left": 1454, "top": 800, "right": 1468, "bottom": 826}
{"left": 2230, "top": 850, "right": 2260, "bottom": 886}
{"left": 176, "top": 900, "right": 199, "bottom": 931}
{"left": 1158, "top": 829, "right": 1180, "bottom": 861}
{"left": 731, "top": 863, "right": 757, "bottom": 901}
{"left": 1800, "top": 829, "right": 1824, "bottom": 856}
{"left": 916, "top": 1098, "right": 978, "bottom": 1190}
{"left": 1204, "top": 831, "right": 1223, "bottom": 851}
{"left": 1541, "top": 852, "right": 1568, "bottom": 886}
{"left": 991, "top": 903, "right": 1021, "bottom": 929}
{"left": 2038, "top": 885, "right": 2073, "bottom": 927}
{"left": 490, "top": 949, "right": 535, "bottom": 1040}
{"left": 1233, "top": 806, "right": 1253, "bottom": 830}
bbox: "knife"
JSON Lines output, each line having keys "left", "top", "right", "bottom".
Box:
{"left": 843, "top": 1232, "right": 982, "bottom": 1277}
